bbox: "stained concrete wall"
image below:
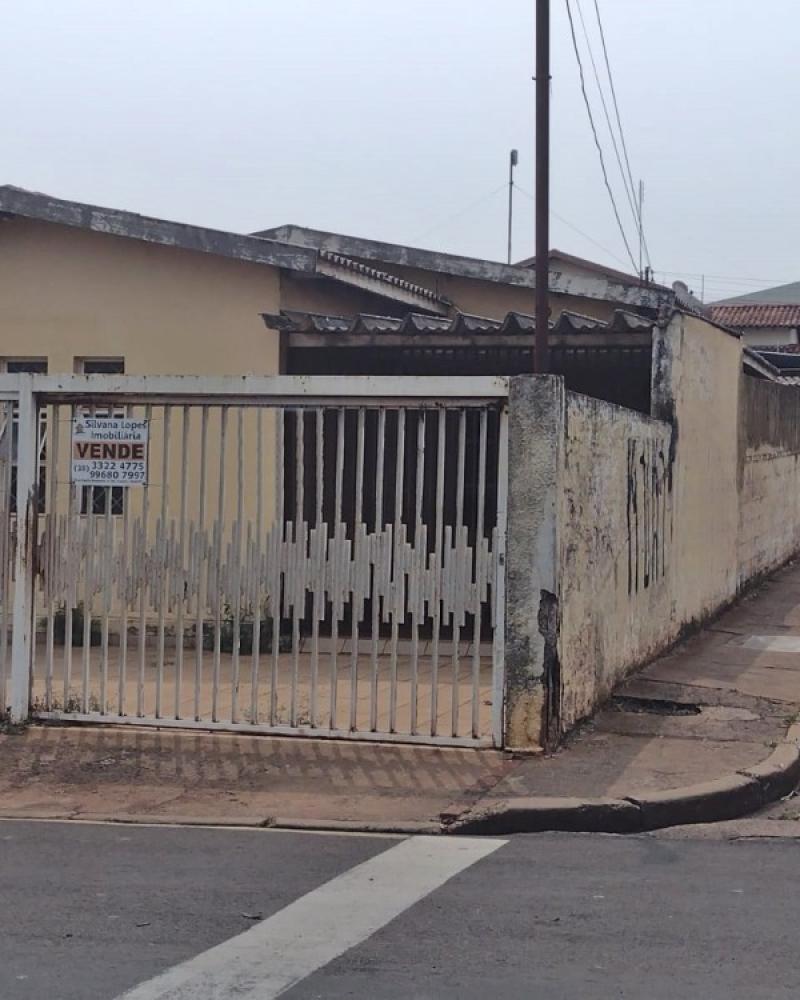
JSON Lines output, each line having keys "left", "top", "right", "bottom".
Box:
{"left": 558, "top": 394, "right": 674, "bottom": 730}
{"left": 505, "top": 311, "right": 800, "bottom": 749}
{"left": 504, "top": 376, "right": 563, "bottom": 749}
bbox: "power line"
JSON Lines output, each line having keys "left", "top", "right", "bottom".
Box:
{"left": 592, "top": 0, "right": 652, "bottom": 270}
{"left": 655, "top": 269, "right": 795, "bottom": 285}
{"left": 573, "top": 0, "right": 640, "bottom": 242}
{"left": 410, "top": 182, "right": 508, "bottom": 243}
{"left": 564, "top": 0, "right": 639, "bottom": 273}
{"left": 515, "top": 183, "right": 631, "bottom": 269}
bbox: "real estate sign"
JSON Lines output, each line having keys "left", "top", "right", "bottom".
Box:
{"left": 71, "top": 416, "right": 149, "bottom": 487}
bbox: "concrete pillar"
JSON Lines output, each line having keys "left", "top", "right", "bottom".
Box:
{"left": 504, "top": 375, "right": 565, "bottom": 751}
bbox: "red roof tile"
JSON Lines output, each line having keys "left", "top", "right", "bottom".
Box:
{"left": 711, "top": 304, "right": 800, "bottom": 328}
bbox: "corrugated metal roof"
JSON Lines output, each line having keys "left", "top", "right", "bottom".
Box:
{"left": 264, "top": 309, "right": 651, "bottom": 339}
{"left": 711, "top": 304, "right": 800, "bottom": 329}
{"left": 755, "top": 343, "right": 800, "bottom": 354}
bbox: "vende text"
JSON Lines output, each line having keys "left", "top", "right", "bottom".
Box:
{"left": 74, "top": 442, "right": 146, "bottom": 460}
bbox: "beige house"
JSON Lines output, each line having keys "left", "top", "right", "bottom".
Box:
{"left": 0, "top": 185, "right": 676, "bottom": 379}
{"left": 260, "top": 226, "right": 673, "bottom": 330}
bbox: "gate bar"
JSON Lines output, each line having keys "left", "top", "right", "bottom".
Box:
{"left": 9, "top": 376, "right": 37, "bottom": 722}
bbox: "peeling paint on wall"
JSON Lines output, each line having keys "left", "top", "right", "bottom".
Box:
{"left": 558, "top": 391, "right": 675, "bottom": 731}
{"left": 626, "top": 438, "right": 670, "bottom": 595}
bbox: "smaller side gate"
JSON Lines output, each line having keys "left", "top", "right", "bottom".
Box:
{"left": 3, "top": 374, "right": 509, "bottom": 748}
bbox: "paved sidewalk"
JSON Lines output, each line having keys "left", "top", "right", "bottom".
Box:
{"left": 455, "top": 562, "right": 800, "bottom": 832}
{"left": 3, "top": 562, "right": 800, "bottom": 834}
{"left": 0, "top": 725, "right": 512, "bottom": 831}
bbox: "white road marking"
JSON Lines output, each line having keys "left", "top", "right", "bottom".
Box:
{"left": 741, "top": 635, "right": 800, "bottom": 653}
{"left": 116, "top": 835, "right": 505, "bottom": 1000}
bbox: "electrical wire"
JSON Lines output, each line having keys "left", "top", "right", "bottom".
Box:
{"left": 564, "top": 0, "right": 639, "bottom": 274}
{"left": 592, "top": 0, "right": 652, "bottom": 269}
{"left": 410, "top": 182, "right": 508, "bottom": 243}
{"left": 515, "top": 183, "right": 631, "bottom": 269}
{"left": 574, "top": 0, "right": 641, "bottom": 242}
{"left": 655, "top": 269, "right": 795, "bottom": 285}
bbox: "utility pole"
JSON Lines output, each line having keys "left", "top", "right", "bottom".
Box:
{"left": 534, "top": 0, "right": 550, "bottom": 374}
{"left": 507, "top": 149, "right": 519, "bottom": 265}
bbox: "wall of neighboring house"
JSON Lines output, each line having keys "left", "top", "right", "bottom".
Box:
{"left": 0, "top": 217, "right": 282, "bottom": 375}
{"left": 740, "top": 327, "right": 799, "bottom": 347}
{"left": 738, "top": 377, "right": 800, "bottom": 583}
{"left": 279, "top": 272, "right": 411, "bottom": 319}
{"left": 0, "top": 217, "right": 288, "bottom": 574}
{"left": 341, "top": 257, "right": 620, "bottom": 324}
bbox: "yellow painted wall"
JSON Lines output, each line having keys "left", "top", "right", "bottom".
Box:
{"left": 280, "top": 273, "right": 405, "bottom": 318}
{"left": 662, "top": 313, "right": 742, "bottom": 623}
{"left": 0, "top": 217, "right": 281, "bottom": 374}
{"left": 0, "top": 218, "right": 287, "bottom": 613}
{"left": 342, "top": 257, "right": 618, "bottom": 324}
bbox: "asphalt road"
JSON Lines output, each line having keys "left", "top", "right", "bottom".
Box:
{"left": 1, "top": 819, "right": 800, "bottom": 999}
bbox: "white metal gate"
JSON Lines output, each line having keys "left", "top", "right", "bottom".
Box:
{"left": 0, "top": 399, "right": 17, "bottom": 713}
{"left": 5, "top": 375, "right": 509, "bottom": 747}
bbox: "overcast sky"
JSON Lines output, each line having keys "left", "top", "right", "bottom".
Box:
{"left": 2, "top": 1, "right": 796, "bottom": 301}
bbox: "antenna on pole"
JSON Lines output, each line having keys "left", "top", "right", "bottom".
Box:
{"left": 534, "top": 0, "right": 550, "bottom": 373}
{"left": 507, "top": 149, "right": 519, "bottom": 265}
{"left": 638, "top": 179, "right": 644, "bottom": 280}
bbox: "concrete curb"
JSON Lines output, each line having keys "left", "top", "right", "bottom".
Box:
{"left": 2, "top": 743, "right": 798, "bottom": 839}
{"left": 0, "top": 811, "right": 442, "bottom": 836}
{"left": 446, "top": 796, "right": 641, "bottom": 836}
{"left": 269, "top": 817, "right": 441, "bottom": 836}
{"left": 448, "top": 741, "right": 800, "bottom": 836}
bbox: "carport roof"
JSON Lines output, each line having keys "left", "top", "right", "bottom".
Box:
{"left": 263, "top": 308, "right": 655, "bottom": 348}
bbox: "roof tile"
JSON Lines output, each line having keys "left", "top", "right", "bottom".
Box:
{"left": 711, "top": 304, "right": 800, "bottom": 329}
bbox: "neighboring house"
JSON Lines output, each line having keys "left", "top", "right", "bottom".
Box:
{"left": 0, "top": 185, "right": 676, "bottom": 379}
{"left": 256, "top": 227, "right": 673, "bottom": 326}
{"left": 711, "top": 282, "right": 800, "bottom": 348}
{"left": 0, "top": 186, "right": 449, "bottom": 378}
{"left": 516, "top": 248, "right": 673, "bottom": 308}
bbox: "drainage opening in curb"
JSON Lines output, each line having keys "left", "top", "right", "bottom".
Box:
{"left": 611, "top": 696, "right": 701, "bottom": 717}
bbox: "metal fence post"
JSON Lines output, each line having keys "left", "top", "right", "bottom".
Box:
{"left": 9, "top": 375, "right": 37, "bottom": 721}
